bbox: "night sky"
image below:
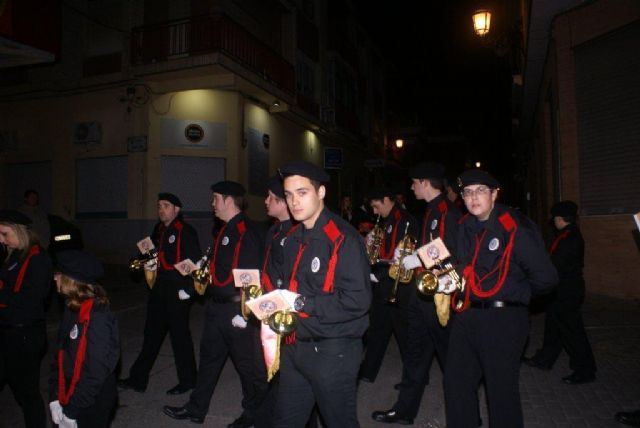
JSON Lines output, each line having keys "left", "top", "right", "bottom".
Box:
{"left": 355, "top": 1, "right": 515, "bottom": 181}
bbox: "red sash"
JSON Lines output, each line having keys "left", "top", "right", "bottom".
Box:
{"left": 210, "top": 221, "right": 247, "bottom": 287}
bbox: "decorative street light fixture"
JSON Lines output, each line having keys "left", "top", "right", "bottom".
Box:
{"left": 472, "top": 9, "right": 492, "bottom": 37}
{"left": 395, "top": 139, "right": 404, "bottom": 149}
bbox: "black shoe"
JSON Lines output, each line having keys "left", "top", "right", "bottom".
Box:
{"left": 522, "top": 358, "right": 552, "bottom": 370}
{"left": 117, "top": 378, "right": 146, "bottom": 393}
{"left": 371, "top": 409, "right": 413, "bottom": 425}
{"left": 562, "top": 372, "right": 595, "bottom": 385}
{"left": 228, "top": 414, "right": 254, "bottom": 428}
{"left": 163, "top": 405, "right": 204, "bottom": 424}
{"left": 615, "top": 410, "right": 640, "bottom": 427}
{"left": 166, "top": 384, "right": 194, "bottom": 395}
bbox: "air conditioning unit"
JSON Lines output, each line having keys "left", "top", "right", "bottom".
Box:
{"left": 73, "top": 122, "right": 102, "bottom": 145}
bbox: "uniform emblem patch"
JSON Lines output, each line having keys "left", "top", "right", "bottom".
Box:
{"left": 387, "top": 224, "right": 393, "bottom": 234}
{"left": 311, "top": 257, "right": 321, "bottom": 273}
{"left": 70, "top": 324, "right": 78, "bottom": 340}
{"left": 280, "top": 237, "right": 287, "bottom": 246}
{"left": 488, "top": 238, "right": 500, "bottom": 251}
{"left": 168, "top": 234, "right": 176, "bottom": 244}
{"left": 431, "top": 219, "right": 438, "bottom": 230}
{"left": 222, "top": 236, "right": 229, "bottom": 246}
{"left": 427, "top": 245, "right": 440, "bottom": 260}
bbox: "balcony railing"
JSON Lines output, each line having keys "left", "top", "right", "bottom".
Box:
{"left": 131, "top": 14, "right": 295, "bottom": 95}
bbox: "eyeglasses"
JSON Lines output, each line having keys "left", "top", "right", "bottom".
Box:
{"left": 461, "top": 186, "right": 492, "bottom": 198}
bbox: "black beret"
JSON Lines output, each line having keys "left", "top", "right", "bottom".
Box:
{"left": 409, "top": 162, "right": 446, "bottom": 180}
{"left": 158, "top": 192, "right": 182, "bottom": 208}
{"left": 210, "top": 180, "right": 246, "bottom": 197}
{"left": 56, "top": 250, "right": 104, "bottom": 284}
{"left": 267, "top": 175, "right": 285, "bottom": 199}
{"left": 0, "top": 209, "right": 32, "bottom": 225}
{"left": 551, "top": 200, "right": 578, "bottom": 218}
{"left": 279, "top": 160, "right": 330, "bottom": 183}
{"left": 367, "top": 187, "right": 395, "bottom": 201}
{"left": 457, "top": 169, "right": 500, "bottom": 190}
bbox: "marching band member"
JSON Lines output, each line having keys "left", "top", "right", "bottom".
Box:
{"left": 359, "top": 187, "right": 418, "bottom": 384}
{"left": 49, "top": 250, "right": 119, "bottom": 428}
{"left": 164, "top": 181, "right": 267, "bottom": 428}
{"left": 273, "top": 160, "right": 371, "bottom": 428}
{"left": 119, "top": 193, "right": 200, "bottom": 395}
{"left": 372, "top": 162, "right": 461, "bottom": 424}
{"left": 0, "top": 210, "right": 52, "bottom": 428}
{"left": 444, "top": 169, "right": 557, "bottom": 428}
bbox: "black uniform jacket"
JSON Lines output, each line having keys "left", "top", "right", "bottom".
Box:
{"left": 419, "top": 194, "right": 461, "bottom": 251}
{"left": 262, "top": 219, "right": 294, "bottom": 292}
{"left": 48, "top": 302, "right": 119, "bottom": 419}
{"left": 372, "top": 205, "right": 418, "bottom": 280}
{"left": 283, "top": 207, "right": 371, "bottom": 340}
{"left": 0, "top": 245, "right": 52, "bottom": 327}
{"left": 152, "top": 217, "right": 201, "bottom": 283}
{"left": 550, "top": 223, "right": 584, "bottom": 283}
{"left": 455, "top": 204, "right": 558, "bottom": 305}
{"left": 208, "top": 212, "right": 264, "bottom": 299}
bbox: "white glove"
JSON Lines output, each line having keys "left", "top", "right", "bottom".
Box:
{"left": 59, "top": 414, "right": 78, "bottom": 428}
{"left": 393, "top": 247, "right": 402, "bottom": 263}
{"left": 144, "top": 258, "right": 157, "bottom": 271}
{"left": 369, "top": 273, "right": 379, "bottom": 283}
{"left": 279, "top": 289, "right": 300, "bottom": 312}
{"left": 401, "top": 254, "right": 422, "bottom": 270}
{"left": 231, "top": 314, "right": 248, "bottom": 329}
{"left": 178, "top": 289, "right": 191, "bottom": 300}
{"left": 49, "top": 401, "right": 63, "bottom": 425}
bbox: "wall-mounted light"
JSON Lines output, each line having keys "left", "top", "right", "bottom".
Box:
{"left": 272, "top": 100, "right": 281, "bottom": 108}
{"left": 395, "top": 139, "right": 404, "bottom": 149}
{"left": 472, "top": 9, "right": 491, "bottom": 37}
{"left": 475, "top": 161, "right": 482, "bottom": 168}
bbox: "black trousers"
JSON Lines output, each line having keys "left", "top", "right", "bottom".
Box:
{"left": 76, "top": 374, "right": 117, "bottom": 428}
{"left": 444, "top": 307, "right": 528, "bottom": 428}
{"left": 273, "top": 338, "right": 362, "bottom": 428}
{"left": 534, "top": 280, "right": 596, "bottom": 374}
{"left": 359, "top": 277, "right": 409, "bottom": 382}
{"left": 0, "top": 323, "right": 46, "bottom": 428}
{"left": 127, "top": 280, "right": 197, "bottom": 388}
{"left": 394, "top": 291, "right": 450, "bottom": 418}
{"left": 186, "top": 301, "right": 267, "bottom": 418}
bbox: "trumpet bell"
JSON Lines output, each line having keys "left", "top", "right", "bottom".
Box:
{"left": 416, "top": 270, "right": 438, "bottom": 296}
{"left": 267, "top": 310, "right": 297, "bottom": 335}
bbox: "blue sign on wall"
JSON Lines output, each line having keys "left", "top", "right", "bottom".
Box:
{"left": 324, "top": 147, "right": 343, "bottom": 169}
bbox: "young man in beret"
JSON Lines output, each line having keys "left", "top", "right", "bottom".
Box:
{"left": 272, "top": 160, "right": 371, "bottom": 427}
{"left": 525, "top": 200, "right": 596, "bottom": 384}
{"left": 359, "top": 187, "right": 417, "bottom": 386}
{"left": 119, "top": 193, "right": 200, "bottom": 396}
{"left": 444, "top": 170, "right": 558, "bottom": 428}
{"left": 373, "top": 162, "right": 461, "bottom": 425}
{"left": 164, "top": 181, "right": 267, "bottom": 428}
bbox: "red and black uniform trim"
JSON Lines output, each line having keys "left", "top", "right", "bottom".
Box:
{"left": 210, "top": 221, "right": 247, "bottom": 287}
{"left": 453, "top": 212, "right": 518, "bottom": 312}
{"left": 262, "top": 221, "right": 296, "bottom": 292}
{"left": 549, "top": 230, "right": 570, "bottom": 255}
{"left": 0, "top": 245, "right": 40, "bottom": 309}
{"left": 379, "top": 209, "right": 402, "bottom": 260}
{"left": 157, "top": 220, "right": 184, "bottom": 271}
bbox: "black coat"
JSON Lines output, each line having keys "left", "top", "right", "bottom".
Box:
{"left": 0, "top": 245, "right": 52, "bottom": 327}
{"left": 282, "top": 207, "right": 371, "bottom": 340}
{"left": 262, "top": 219, "right": 294, "bottom": 291}
{"left": 371, "top": 205, "right": 419, "bottom": 280}
{"left": 152, "top": 217, "right": 201, "bottom": 284}
{"left": 48, "top": 302, "right": 119, "bottom": 419}
{"left": 455, "top": 204, "right": 558, "bottom": 305}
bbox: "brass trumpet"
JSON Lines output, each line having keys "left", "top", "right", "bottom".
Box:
{"left": 128, "top": 249, "right": 158, "bottom": 272}
{"left": 267, "top": 309, "right": 297, "bottom": 335}
{"left": 191, "top": 247, "right": 212, "bottom": 295}
{"left": 366, "top": 215, "right": 384, "bottom": 265}
{"left": 416, "top": 262, "right": 464, "bottom": 296}
{"left": 388, "top": 222, "right": 416, "bottom": 303}
{"left": 240, "top": 284, "right": 263, "bottom": 320}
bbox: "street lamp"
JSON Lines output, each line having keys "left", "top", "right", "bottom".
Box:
{"left": 395, "top": 139, "right": 404, "bottom": 149}
{"left": 475, "top": 161, "right": 482, "bottom": 168}
{"left": 472, "top": 9, "right": 491, "bottom": 37}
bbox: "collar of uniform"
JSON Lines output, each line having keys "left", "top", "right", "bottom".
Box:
{"left": 477, "top": 203, "right": 510, "bottom": 234}
{"left": 427, "top": 193, "right": 445, "bottom": 209}
{"left": 384, "top": 205, "right": 401, "bottom": 224}
{"left": 297, "top": 207, "right": 332, "bottom": 241}
{"left": 224, "top": 212, "right": 245, "bottom": 232}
